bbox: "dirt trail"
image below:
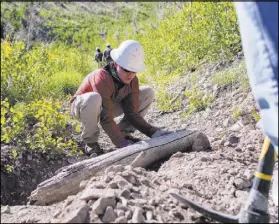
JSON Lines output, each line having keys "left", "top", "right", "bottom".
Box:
{"left": 1, "top": 59, "right": 278, "bottom": 223}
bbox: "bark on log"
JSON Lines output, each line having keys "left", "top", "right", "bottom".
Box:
{"left": 28, "top": 129, "right": 210, "bottom": 205}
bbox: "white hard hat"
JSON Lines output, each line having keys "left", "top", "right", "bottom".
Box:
{"left": 111, "top": 40, "right": 146, "bottom": 73}
{"left": 106, "top": 43, "right": 111, "bottom": 47}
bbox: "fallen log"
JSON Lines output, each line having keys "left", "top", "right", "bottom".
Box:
{"left": 28, "top": 129, "right": 210, "bottom": 205}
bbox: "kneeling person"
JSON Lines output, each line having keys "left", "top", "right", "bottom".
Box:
{"left": 70, "top": 40, "right": 171, "bottom": 156}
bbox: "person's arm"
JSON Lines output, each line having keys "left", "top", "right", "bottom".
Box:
{"left": 122, "top": 78, "right": 158, "bottom": 137}
{"left": 91, "top": 71, "right": 126, "bottom": 146}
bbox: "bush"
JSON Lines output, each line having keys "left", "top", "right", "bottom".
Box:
{"left": 47, "top": 71, "right": 84, "bottom": 97}
{"left": 1, "top": 98, "right": 82, "bottom": 155}
{"left": 211, "top": 60, "right": 249, "bottom": 89}
{"left": 184, "top": 73, "right": 214, "bottom": 115}
{"left": 136, "top": 2, "right": 241, "bottom": 111}
{"left": 1, "top": 40, "right": 92, "bottom": 104}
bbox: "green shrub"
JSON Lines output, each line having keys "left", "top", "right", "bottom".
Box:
{"left": 251, "top": 106, "right": 261, "bottom": 122}
{"left": 1, "top": 98, "right": 82, "bottom": 155}
{"left": 138, "top": 2, "right": 241, "bottom": 84}
{"left": 46, "top": 71, "right": 84, "bottom": 97}
{"left": 156, "top": 88, "right": 181, "bottom": 112}
{"left": 184, "top": 73, "right": 214, "bottom": 116}
{"left": 232, "top": 106, "right": 245, "bottom": 120}
{"left": 211, "top": 60, "right": 249, "bottom": 89}
{"left": 184, "top": 88, "right": 214, "bottom": 115}
{"left": 1, "top": 40, "right": 92, "bottom": 104}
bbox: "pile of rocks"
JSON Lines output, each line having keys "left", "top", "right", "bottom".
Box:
{"left": 51, "top": 164, "right": 193, "bottom": 223}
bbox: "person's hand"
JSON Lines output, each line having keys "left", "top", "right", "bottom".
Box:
{"left": 118, "top": 139, "right": 134, "bottom": 148}
{"left": 151, "top": 129, "right": 173, "bottom": 138}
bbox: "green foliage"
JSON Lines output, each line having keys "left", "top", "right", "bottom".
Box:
{"left": 1, "top": 2, "right": 245, "bottom": 154}
{"left": 1, "top": 40, "right": 91, "bottom": 104}
{"left": 4, "top": 165, "right": 14, "bottom": 174}
{"left": 138, "top": 2, "right": 241, "bottom": 85}
{"left": 135, "top": 2, "right": 241, "bottom": 111}
{"left": 184, "top": 89, "right": 214, "bottom": 115}
{"left": 232, "top": 106, "right": 245, "bottom": 120}
{"left": 1, "top": 2, "right": 28, "bottom": 33}
{"left": 48, "top": 71, "right": 84, "bottom": 96}
{"left": 251, "top": 106, "right": 261, "bottom": 122}
{"left": 184, "top": 73, "right": 214, "bottom": 116}
{"left": 156, "top": 88, "right": 181, "bottom": 112}
{"left": 2, "top": 2, "right": 162, "bottom": 53}
{"left": 1, "top": 98, "right": 82, "bottom": 155}
{"left": 211, "top": 60, "right": 250, "bottom": 89}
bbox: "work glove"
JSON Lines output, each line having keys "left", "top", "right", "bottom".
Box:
{"left": 118, "top": 139, "right": 134, "bottom": 148}
{"left": 151, "top": 129, "right": 173, "bottom": 138}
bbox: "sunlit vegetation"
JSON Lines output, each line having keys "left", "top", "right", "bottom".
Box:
{"left": 1, "top": 2, "right": 244, "bottom": 156}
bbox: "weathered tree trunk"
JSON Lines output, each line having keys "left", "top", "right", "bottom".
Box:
{"left": 29, "top": 129, "right": 210, "bottom": 205}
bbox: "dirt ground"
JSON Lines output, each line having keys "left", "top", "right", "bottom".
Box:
{"left": 1, "top": 59, "right": 278, "bottom": 223}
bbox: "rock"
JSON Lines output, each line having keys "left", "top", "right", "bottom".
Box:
{"left": 125, "top": 210, "right": 132, "bottom": 219}
{"left": 211, "top": 140, "right": 224, "bottom": 151}
{"left": 124, "top": 174, "right": 137, "bottom": 185}
{"left": 115, "top": 216, "right": 128, "bottom": 223}
{"left": 1, "top": 205, "right": 10, "bottom": 214}
{"left": 132, "top": 207, "right": 146, "bottom": 223}
{"left": 146, "top": 210, "right": 153, "bottom": 221}
{"left": 102, "top": 206, "right": 117, "bottom": 223}
{"left": 117, "top": 209, "right": 125, "bottom": 217}
{"left": 92, "top": 196, "right": 116, "bottom": 215}
{"left": 103, "top": 175, "right": 112, "bottom": 183}
{"left": 119, "top": 197, "right": 128, "bottom": 207}
{"left": 114, "top": 175, "right": 133, "bottom": 188}
{"left": 243, "top": 124, "right": 255, "bottom": 132}
{"left": 247, "top": 145, "right": 255, "bottom": 151}
{"left": 107, "top": 181, "right": 118, "bottom": 189}
{"left": 92, "top": 182, "right": 105, "bottom": 189}
{"left": 80, "top": 188, "right": 120, "bottom": 201}
{"left": 240, "top": 115, "right": 251, "bottom": 125}
{"left": 224, "top": 141, "right": 234, "bottom": 147}
{"left": 59, "top": 200, "right": 89, "bottom": 223}
{"left": 228, "top": 134, "right": 239, "bottom": 144}
{"left": 120, "top": 189, "right": 131, "bottom": 199}
{"left": 129, "top": 199, "right": 147, "bottom": 206}
{"left": 228, "top": 169, "right": 238, "bottom": 175}
{"left": 140, "top": 178, "right": 152, "bottom": 187}
{"left": 234, "top": 178, "right": 251, "bottom": 190}
{"left": 229, "top": 121, "right": 244, "bottom": 131}
{"left": 148, "top": 199, "right": 156, "bottom": 206}
{"left": 105, "top": 165, "right": 125, "bottom": 175}
{"left": 131, "top": 192, "right": 142, "bottom": 199}
{"left": 235, "top": 147, "right": 242, "bottom": 152}
{"left": 117, "top": 202, "right": 128, "bottom": 211}
{"left": 63, "top": 195, "right": 76, "bottom": 209}
{"left": 223, "top": 118, "right": 235, "bottom": 127}
{"left": 244, "top": 169, "right": 254, "bottom": 181}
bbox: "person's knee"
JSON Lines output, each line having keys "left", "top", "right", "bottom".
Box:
{"left": 83, "top": 92, "right": 102, "bottom": 108}
{"left": 140, "top": 86, "right": 155, "bottom": 102}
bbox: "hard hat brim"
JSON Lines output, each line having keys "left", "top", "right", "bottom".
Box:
{"left": 111, "top": 49, "right": 146, "bottom": 73}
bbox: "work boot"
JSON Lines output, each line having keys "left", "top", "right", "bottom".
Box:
{"left": 124, "top": 135, "right": 141, "bottom": 143}
{"left": 85, "top": 142, "right": 103, "bottom": 157}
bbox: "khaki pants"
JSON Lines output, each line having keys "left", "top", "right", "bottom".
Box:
{"left": 70, "top": 86, "right": 154, "bottom": 144}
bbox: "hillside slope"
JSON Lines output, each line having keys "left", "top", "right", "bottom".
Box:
{"left": 1, "top": 59, "right": 278, "bottom": 223}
